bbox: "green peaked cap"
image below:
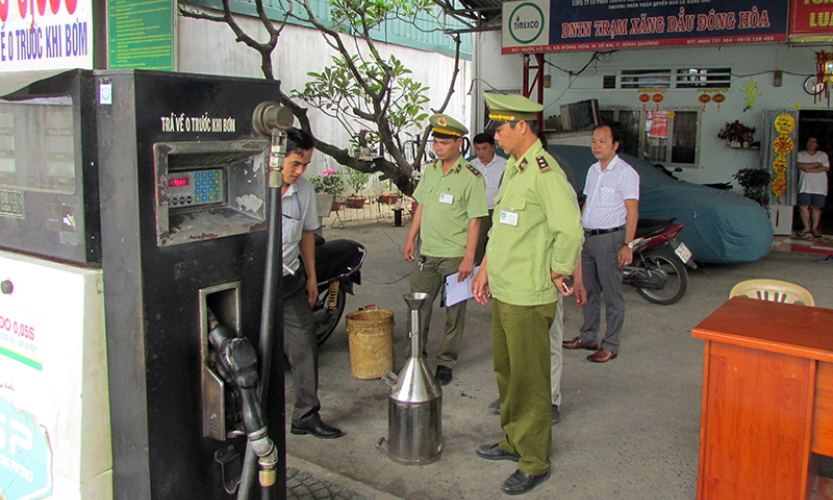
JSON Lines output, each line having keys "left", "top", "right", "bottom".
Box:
{"left": 484, "top": 94, "right": 543, "bottom": 123}
{"left": 429, "top": 113, "right": 468, "bottom": 138}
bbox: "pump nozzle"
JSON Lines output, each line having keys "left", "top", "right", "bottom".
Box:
{"left": 207, "top": 308, "right": 279, "bottom": 488}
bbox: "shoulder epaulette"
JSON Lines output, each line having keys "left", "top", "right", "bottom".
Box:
{"left": 536, "top": 156, "right": 551, "bottom": 173}
{"left": 465, "top": 163, "right": 482, "bottom": 177}
{"left": 518, "top": 158, "right": 528, "bottom": 172}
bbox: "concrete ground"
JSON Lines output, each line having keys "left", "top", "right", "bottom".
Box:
{"left": 284, "top": 221, "right": 833, "bottom": 500}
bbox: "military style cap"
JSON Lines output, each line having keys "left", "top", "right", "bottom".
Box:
{"left": 429, "top": 114, "right": 468, "bottom": 139}
{"left": 484, "top": 94, "right": 543, "bottom": 123}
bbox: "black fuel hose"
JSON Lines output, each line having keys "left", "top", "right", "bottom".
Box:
{"left": 238, "top": 184, "right": 282, "bottom": 500}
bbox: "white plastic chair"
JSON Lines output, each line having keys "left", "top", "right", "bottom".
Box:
{"left": 729, "top": 279, "right": 815, "bottom": 307}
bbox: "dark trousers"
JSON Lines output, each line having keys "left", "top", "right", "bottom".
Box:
{"left": 406, "top": 255, "right": 467, "bottom": 368}
{"left": 474, "top": 209, "right": 494, "bottom": 265}
{"left": 493, "top": 299, "right": 555, "bottom": 476}
{"left": 283, "top": 272, "right": 321, "bottom": 426}
{"left": 579, "top": 229, "right": 626, "bottom": 351}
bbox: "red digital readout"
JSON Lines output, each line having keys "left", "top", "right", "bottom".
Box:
{"left": 169, "top": 178, "right": 189, "bottom": 187}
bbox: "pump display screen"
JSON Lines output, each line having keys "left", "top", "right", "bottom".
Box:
{"left": 0, "top": 96, "right": 76, "bottom": 195}
{"left": 167, "top": 168, "right": 225, "bottom": 208}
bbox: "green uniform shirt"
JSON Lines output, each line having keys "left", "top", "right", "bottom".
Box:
{"left": 487, "top": 140, "right": 583, "bottom": 306}
{"left": 413, "top": 155, "right": 488, "bottom": 258}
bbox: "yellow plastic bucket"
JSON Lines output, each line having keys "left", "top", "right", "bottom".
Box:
{"left": 344, "top": 309, "right": 394, "bottom": 379}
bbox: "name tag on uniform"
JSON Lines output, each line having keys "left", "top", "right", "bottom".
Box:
{"left": 439, "top": 192, "right": 454, "bottom": 204}
{"left": 499, "top": 210, "right": 518, "bottom": 226}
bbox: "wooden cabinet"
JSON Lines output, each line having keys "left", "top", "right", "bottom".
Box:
{"left": 693, "top": 297, "right": 833, "bottom": 500}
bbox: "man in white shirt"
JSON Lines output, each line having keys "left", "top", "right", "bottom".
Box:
{"left": 563, "top": 124, "right": 639, "bottom": 363}
{"left": 796, "top": 136, "right": 830, "bottom": 238}
{"left": 282, "top": 128, "right": 343, "bottom": 439}
{"left": 471, "top": 132, "right": 507, "bottom": 264}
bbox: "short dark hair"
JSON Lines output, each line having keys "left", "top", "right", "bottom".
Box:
{"left": 507, "top": 120, "right": 539, "bottom": 135}
{"left": 594, "top": 123, "right": 622, "bottom": 145}
{"left": 286, "top": 127, "right": 314, "bottom": 156}
{"left": 473, "top": 133, "right": 495, "bottom": 146}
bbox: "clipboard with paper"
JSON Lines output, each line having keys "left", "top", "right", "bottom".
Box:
{"left": 442, "top": 265, "right": 480, "bottom": 307}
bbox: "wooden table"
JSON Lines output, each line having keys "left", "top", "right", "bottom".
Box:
{"left": 693, "top": 296, "right": 833, "bottom": 499}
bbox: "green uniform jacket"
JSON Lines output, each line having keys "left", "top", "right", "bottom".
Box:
{"left": 413, "top": 156, "right": 489, "bottom": 258}
{"left": 487, "top": 140, "right": 583, "bottom": 306}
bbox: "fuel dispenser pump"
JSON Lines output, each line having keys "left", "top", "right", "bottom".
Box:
{"left": 96, "top": 70, "right": 293, "bottom": 500}
{"left": 0, "top": 69, "right": 298, "bottom": 499}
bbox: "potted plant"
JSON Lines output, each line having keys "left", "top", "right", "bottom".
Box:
{"left": 306, "top": 168, "right": 345, "bottom": 216}
{"left": 378, "top": 191, "right": 399, "bottom": 204}
{"left": 378, "top": 179, "right": 401, "bottom": 204}
{"left": 345, "top": 168, "right": 371, "bottom": 208}
{"left": 351, "top": 129, "right": 379, "bottom": 159}
{"left": 733, "top": 167, "right": 772, "bottom": 207}
{"left": 718, "top": 120, "right": 756, "bottom": 148}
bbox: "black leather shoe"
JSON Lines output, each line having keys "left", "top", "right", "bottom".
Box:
{"left": 290, "top": 420, "right": 344, "bottom": 439}
{"left": 435, "top": 366, "right": 452, "bottom": 386}
{"left": 501, "top": 469, "right": 550, "bottom": 495}
{"left": 476, "top": 443, "right": 519, "bottom": 462}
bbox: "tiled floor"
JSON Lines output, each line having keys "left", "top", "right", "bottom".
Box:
{"left": 772, "top": 233, "right": 833, "bottom": 256}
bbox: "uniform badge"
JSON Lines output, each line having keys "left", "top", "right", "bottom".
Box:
{"left": 438, "top": 116, "right": 448, "bottom": 126}
{"left": 466, "top": 164, "right": 482, "bottom": 177}
{"left": 536, "top": 156, "right": 551, "bottom": 172}
{"left": 518, "top": 158, "right": 528, "bottom": 172}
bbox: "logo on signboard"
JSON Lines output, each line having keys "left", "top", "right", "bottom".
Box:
{"left": 0, "top": 389, "right": 53, "bottom": 500}
{"left": 508, "top": 2, "right": 545, "bottom": 44}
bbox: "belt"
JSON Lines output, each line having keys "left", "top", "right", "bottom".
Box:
{"left": 584, "top": 225, "right": 625, "bottom": 236}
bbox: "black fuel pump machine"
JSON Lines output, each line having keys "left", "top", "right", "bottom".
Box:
{"left": 95, "top": 70, "right": 288, "bottom": 499}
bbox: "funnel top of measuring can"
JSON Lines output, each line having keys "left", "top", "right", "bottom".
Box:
{"left": 403, "top": 292, "right": 430, "bottom": 311}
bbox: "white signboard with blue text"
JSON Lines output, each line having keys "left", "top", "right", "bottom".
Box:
{"left": 0, "top": 0, "right": 93, "bottom": 72}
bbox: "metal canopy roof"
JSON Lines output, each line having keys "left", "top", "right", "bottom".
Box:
{"left": 432, "top": 0, "right": 504, "bottom": 34}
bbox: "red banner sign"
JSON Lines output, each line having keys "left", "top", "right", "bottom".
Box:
{"left": 790, "top": 0, "right": 833, "bottom": 38}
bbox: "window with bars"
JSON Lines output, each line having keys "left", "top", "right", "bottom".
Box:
{"left": 675, "top": 68, "right": 731, "bottom": 88}
{"left": 620, "top": 69, "right": 671, "bottom": 89}
{"left": 616, "top": 68, "right": 731, "bottom": 89}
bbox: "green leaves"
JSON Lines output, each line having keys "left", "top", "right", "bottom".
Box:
{"left": 292, "top": 41, "right": 431, "bottom": 146}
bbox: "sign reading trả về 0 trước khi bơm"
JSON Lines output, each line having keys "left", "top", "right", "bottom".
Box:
{"left": 0, "top": 0, "right": 92, "bottom": 72}
{"left": 502, "top": 0, "right": 788, "bottom": 54}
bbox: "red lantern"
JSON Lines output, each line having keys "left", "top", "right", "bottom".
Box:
{"left": 698, "top": 94, "right": 711, "bottom": 103}
{"left": 639, "top": 93, "right": 651, "bottom": 103}
{"left": 652, "top": 93, "right": 664, "bottom": 103}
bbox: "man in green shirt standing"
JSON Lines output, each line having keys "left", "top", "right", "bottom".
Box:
{"left": 472, "top": 95, "right": 583, "bottom": 495}
{"left": 403, "top": 114, "right": 488, "bottom": 386}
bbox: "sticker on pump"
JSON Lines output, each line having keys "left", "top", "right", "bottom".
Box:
{"left": 99, "top": 84, "right": 112, "bottom": 105}
{"left": 0, "top": 305, "right": 44, "bottom": 371}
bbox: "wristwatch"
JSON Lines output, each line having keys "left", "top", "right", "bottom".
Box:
{"left": 624, "top": 241, "right": 634, "bottom": 250}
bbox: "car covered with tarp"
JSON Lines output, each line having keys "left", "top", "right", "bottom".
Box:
{"left": 548, "top": 144, "right": 773, "bottom": 264}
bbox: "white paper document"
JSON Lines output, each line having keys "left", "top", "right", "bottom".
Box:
{"left": 443, "top": 265, "right": 480, "bottom": 307}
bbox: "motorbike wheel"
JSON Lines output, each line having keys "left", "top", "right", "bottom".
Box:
{"left": 634, "top": 246, "right": 688, "bottom": 305}
{"left": 313, "top": 287, "right": 347, "bottom": 346}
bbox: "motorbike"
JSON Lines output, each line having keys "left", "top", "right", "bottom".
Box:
{"left": 622, "top": 218, "right": 696, "bottom": 305}
{"left": 311, "top": 234, "right": 367, "bottom": 345}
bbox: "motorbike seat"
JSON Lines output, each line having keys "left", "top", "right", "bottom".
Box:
{"left": 313, "top": 239, "right": 364, "bottom": 280}
{"left": 635, "top": 218, "right": 676, "bottom": 239}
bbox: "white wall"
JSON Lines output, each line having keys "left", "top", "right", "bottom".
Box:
{"left": 475, "top": 31, "right": 826, "bottom": 186}
{"left": 177, "top": 13, "right": 472, "bottom": 181}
